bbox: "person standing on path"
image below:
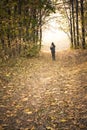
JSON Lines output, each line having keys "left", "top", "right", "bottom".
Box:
{"left": 50, "top": 42, "right": 56, "bottom": 60}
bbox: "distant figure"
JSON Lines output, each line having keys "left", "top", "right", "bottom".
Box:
{"left": 50, "top": 42, "right": 56, "bottom": 60}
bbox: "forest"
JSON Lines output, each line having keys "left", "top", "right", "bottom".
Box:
{"left": 0, "top": 0, "right": 87, "bottom": 130}
{"left": 0, "top": 0, "right": 87, "bottom": 59}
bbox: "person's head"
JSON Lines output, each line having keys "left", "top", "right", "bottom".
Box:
{"left": 52, "top": 42, "right": 55, "bottom": 47}
{"left": 52, "top": 42, "right": 54, "bottom": 45}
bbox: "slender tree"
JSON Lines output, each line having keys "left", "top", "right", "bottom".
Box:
{"left": 80, "top": 0, "right": 86, "bottom": 49}
{"left": 76, "top": 0, "right": 79, "bottom": 47}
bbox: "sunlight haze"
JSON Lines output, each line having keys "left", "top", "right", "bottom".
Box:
{"left": 42, "top": 13, "right": 70, "bottom": 52}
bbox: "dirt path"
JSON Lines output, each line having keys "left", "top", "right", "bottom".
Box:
{"left": 0, "top": 50, "right": 87, "bottom": 130}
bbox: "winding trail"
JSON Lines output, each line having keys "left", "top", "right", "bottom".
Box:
{"left": 0, "top": 50, "right": 87, "bottom": 130}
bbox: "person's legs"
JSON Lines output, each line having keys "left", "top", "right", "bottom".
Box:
{"left": 53, "top": 53, "right": 55, "bottom": 60}
{"left": 52, "top": 52, "right": 55, "bottom": 60}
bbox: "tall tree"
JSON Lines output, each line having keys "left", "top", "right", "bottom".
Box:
{"left": 80, "top": 0, "right": 86, "bottom": 49}
{"left": 76, "top": 0, "right": 79, "bottom": 47}
{"left": 0, "top": 0, "right": 56, "bottom": 58}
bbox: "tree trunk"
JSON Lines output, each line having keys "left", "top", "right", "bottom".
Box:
{"left": 72, "top": 0, "right": 76, "bottom": 48}
{"left": 70, "top": 3, "right": 73, "bottom": 47}
{"left": 80, "top": 0, "right": 86, "bottom": 49}
{"left": 76, "top": 0, "right": 79, "bottom": 47}
{"left": 39, "top": 8, "right": 42, "bottom": 49}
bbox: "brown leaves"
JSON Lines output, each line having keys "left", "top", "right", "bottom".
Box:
{"left": 0, "top": 126, "right": 4, "bottom": 130}
{"left": 1, "top": 50, "right": 87, "bottom": 129}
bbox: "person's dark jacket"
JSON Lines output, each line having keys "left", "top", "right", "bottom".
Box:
{"left": 50, "top": 43, "right": 55, "bottom": 53}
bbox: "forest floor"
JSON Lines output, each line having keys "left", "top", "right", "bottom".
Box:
{"left": 0, "top": 49, "right": 87, "bottom": 130}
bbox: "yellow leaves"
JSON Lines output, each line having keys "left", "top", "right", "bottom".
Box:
{"left": 50, "top": 116, "right": 56, "bottom": 121}
{"left": 60, "top": 119, "right": 67, "bottom": 123}
{"left": 64, "top": 90, "right": 68, "bottom": 94}
{"left": 7, "top": 113, "right": 16, "bottom": 117}
{"left": 46, "top": 126, "right": 54, "bottom": 130}
{"left": 21, "top": 128, "right": 30, "bottom": 130}
{"left": 24, "top": 108, "right": 32, "bottom": 115}
{"left": 31, "top": 126, "right": 35, "bottom": 130}
{"left": 6, "top": 73, "right": 11, "bottom": 77}
{"left": 5, "top": 109, "right": 17, "bottom": 118}
{"left": 22, "top": 97, "right": 28, "bottom": 102}
{"left": 50, "top": 101, "right": 57, "bottom": 106}
{"left": 15, "top": 104, "right": 23, "bottom": 109}
{"left": 0, "top": 50, "right": 87, "bottom": 130}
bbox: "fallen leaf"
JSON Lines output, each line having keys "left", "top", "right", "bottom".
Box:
{"left": 60, "top": 119, "right": 67, "bottom": 123}
{"left": 24, "top": 108, "right": 32, "bottom": 114}
{"left": 46, "top": 126, "right": 54, "bottom": 130}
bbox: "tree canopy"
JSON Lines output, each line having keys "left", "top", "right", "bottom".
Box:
{"left": 0, "top": 0, "right": 56, "bottom": 58}
{"left": 0, "top": 0, "right": 87, "bottom": 60}
{"left": 55, "top": 0, "right": 87, "bottom": 49}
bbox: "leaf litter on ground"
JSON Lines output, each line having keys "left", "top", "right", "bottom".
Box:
{"left": 0, "top": 49, "right": 87, "bottom": 130}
